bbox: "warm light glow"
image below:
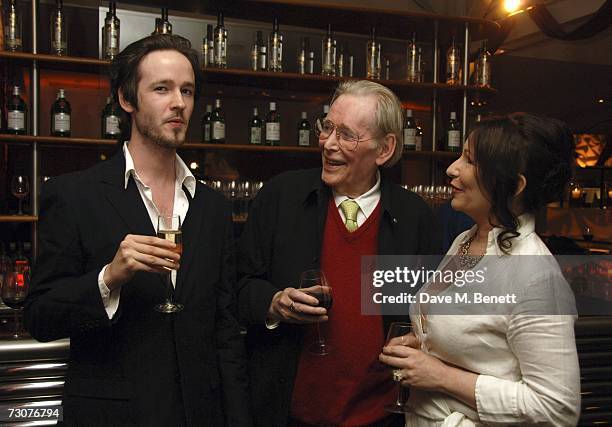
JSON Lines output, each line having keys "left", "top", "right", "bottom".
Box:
{"left": 504, "top": 0, "right": 522, "bottom": 13}
{"left": 190, "top": 162, "right": 199, "bottom": 170}
{"left": 597, "top": 98, "right": 604, "bottom": 103}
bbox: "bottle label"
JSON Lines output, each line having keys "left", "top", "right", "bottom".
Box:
{"left": 298, "top": 129, "right": 310, "bottom": 146}
{"left": 266, "top": 123, "right": 280, "bottom": 141}
{"left": 250, "top": 127, "right": 262, "bottom": 145}
{"left": 214, "top": 32, "right": 227, "bottom": 66}
{"left": 105, "top": 115, "right": 120, "bottom": 135}
{"left": 204, "top": 124, "right": 211, "bottom": 142}
{"left": 415, "top": 135, "right": 422, "bottom": 151}
{"left": 7, "top": 13, "right": 22, "bottom": 49}
{"left": 54, "top": 113, "right": 71, "bottom": 132}
{"left": 448, "top": 130, "right": 461, "bottom": 148}
{"left": 403, "top": 128, "right": 416, "bottom": 147}
{"left": 7, "top": 111, "right": 25, "bottom": 130}
{"left": 212, "top": 122, "right": 225, "bottom": 140}
{"left": 109, "top": 27, "right": 119, "bottom": 49}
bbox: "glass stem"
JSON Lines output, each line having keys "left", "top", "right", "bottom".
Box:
{"left": 13, "top": 309, "right": 20, "bottom": 338}
{"left": 17, "top": 199, "right": 23, "bottom": 215}
{"left": 316, "top": 322, "right": 324, "bottom": 345}
{"left": 397, "top": 382, "right": 405, "bottom": 407}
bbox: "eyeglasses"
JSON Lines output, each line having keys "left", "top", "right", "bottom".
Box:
{"left": 314, "top": 118, "right": 378, "bottom": 152}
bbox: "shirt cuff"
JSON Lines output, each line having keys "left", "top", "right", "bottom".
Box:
{"left": 98, "top": 265, "right": 120, "bottom": 319}
{"left": 475, "top": 374, "right": 517, "bottom": 423}
{"left": 265, "top": 318, "right": 280, "bottom": 330}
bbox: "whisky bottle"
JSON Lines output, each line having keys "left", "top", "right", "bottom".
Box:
{"left": 51, "top": 89, "right": 71, "bottom": 137}
{"left": 5, "top": 0, "right": 22, "bottom": 52}
{"left": 101, "top": 96, "right": 121, "bottom": 139}
{"left": 307, "top": 50, "right": 315, "bottom": 74}
{"left": 297, "top": 37, "right": 308, "bottom": 74}
{"left": 210, "top": 99, "right": 225, "bottom": 143}
{"left": 7, "top": 86, "right": 27, "bottom": 135}
{"left": 406, "top": 32, "right": 418, "bottom": 82}
{"left": 321, "top": 24, "right": 336, "bottom": 76}
{"left": 201, "top": 104, "right": 212, "bottom": 143}
{"left": 102, "top": 1, "right": 120, "bottom": 60}
{"left": 475, "top": 39, "right": 491, "bottom": 87}
{"left": 446, "top": 112, "right": 461, "bottom": 152}
{"left": 366, "top": 26, "right": 381, "bottom": 79}
{"left": 201, "top": 24, "right": 214, "bottom": 67}
{"left": 213, "top": 12, "right": 227, "bottom": 68}
{"left": 50, "top": 0, "right": 67, "bottom": 56}
{"left": 268, "top": 18, "right": 283, "bottom": 72}
{"left": 249, "top": 107, "right": 262, "bottom": 145}
{"left": 403, "top": 109, "right": 416, "bottom": 150}
{"left": 297, "top": 112, "right": 311, "bottom": 147}
{"left": 265, "top": 102, "right": 280, "bottom": 145}
{"left": 446, "top": 36, "right": 461, "bottom": 85}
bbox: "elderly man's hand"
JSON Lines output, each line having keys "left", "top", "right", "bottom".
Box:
{"left": 267, "top": 287, "right": 329, "bottom": 324}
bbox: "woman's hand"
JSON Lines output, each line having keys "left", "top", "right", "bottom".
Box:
{"left": 379, "top": 345, "right": 450, "bottom": 392}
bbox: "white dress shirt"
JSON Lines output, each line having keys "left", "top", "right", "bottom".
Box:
{"left": 333, "top": 170, "right": 381, "bottom": 227}
{"left": 407, "top": 214, "right": 581, "bottom": 426}
{"left": 97, "top": 142, "right": 196, "bottom": 319}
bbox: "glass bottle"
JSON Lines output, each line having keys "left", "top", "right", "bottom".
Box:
{"left": 210, "top": 99, "right": 225, "bottom": 143}
{"left": 321, "top": 24, "right": 336, "bottom": 76}
{"left": 257, "top": 31, "right": 267, "bottom": 71}
{"left": 51, "top": 89, "right": 71, "bottom": 137}
{"left": 320, "top": 104, "right": 329, "bottom": 122}
{"left": 7, "top": 86, "right": 27, "bottom": 135}
{"left": 416, "top": 47, "right": 424, "bottom": 82}
{"left": 250, "top": 31, "right": 259, "bottom": 71}
{"left": 201, "top": 24, "right": 213, "bottom": 67}
{"left": 101, "top": 96, "right": 121, "bottom": 139}
{"left": 384, "top": 58, "right": 390, "bottom": 80}
{"left": 297, "top": 37, "right": 308, "bottom": 75}
{"left": 403, "top": 109, "right": 417, "bottom": 151}
{"left": 406, "top": 32, "right": 419, "bottom": 82}
{"left": 475, "top": 39, "right": 491, "bottom": 87}
{"left": 249, "top": 107, "right": 262, "bottom": 145}
{"left": 102, "top": 1, "right": 120, "bottom": 60}
{"left": 415, "top": 122, "right": 423, "bottom": 151}
{"left": 307, "top": 49, "right": 315, "bottom": 74}
{"left": 213, "top": 12, "right": 227, "bottom": 68}
{"left": 265, "top": 102, "right": 280, "bottom": 145}
{"left": 366, "top": 26, "right": 381, "bottom": 79}
{"left": 446, "top": 111, "right": 461, "bottom": 152}
{"left": 337, "top": 43, "right": 345, "bottom": 77}
{"left": 297, "top": 112, "right": 311, "bottom": 147}
{"left": 268, "top": 18, "right": 283, "bottom": 72}
{"left": 159, "top": 8, "right": 172, "bottom": 34}
{"left": 446, "top": 36, "right": 461, "bottom": 85}
{"left": 50, "top": 0, "right": 67, "bottom": 56}
{"left": 5, "top": 0, "right": 22, "bottom": 52}
{"left": 201, "top": 104, "right": 212, "bottom": 143}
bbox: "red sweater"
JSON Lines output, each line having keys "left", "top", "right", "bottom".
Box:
{"left": 290, "top": 199, "right": 395, "bottom": 426}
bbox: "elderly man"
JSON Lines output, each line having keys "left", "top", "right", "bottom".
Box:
{"left": 237, "top": 80, "right": 440, "bottom": 426}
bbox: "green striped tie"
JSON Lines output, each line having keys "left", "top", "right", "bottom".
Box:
{"left": 340, "top": 200, "right": 359, "bottom": 232}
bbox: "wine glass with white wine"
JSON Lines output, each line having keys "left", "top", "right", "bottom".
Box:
{"left": 155, "top": 214, "right": 183, "bottom": 313}
{"left": 384, "top": 322, "right": 413, "bottom": 413}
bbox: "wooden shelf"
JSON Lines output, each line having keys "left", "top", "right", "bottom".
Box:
{"left": 0, "top": 215, "right": 38, "bottom": 223}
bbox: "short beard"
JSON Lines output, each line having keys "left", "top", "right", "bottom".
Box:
{"left": 134, "top": 115, "right": 186, "bottom": 149}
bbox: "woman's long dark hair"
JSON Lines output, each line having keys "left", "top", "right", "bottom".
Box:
{"left": 471, "top": 113, "right": 574, "bottom": 252}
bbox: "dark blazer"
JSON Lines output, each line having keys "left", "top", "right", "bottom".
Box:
{"left": 25, "top": 152, "right": 251, "bottom": 427}
{"left": 236, "top": 168, "right": 441, "bottom": 427}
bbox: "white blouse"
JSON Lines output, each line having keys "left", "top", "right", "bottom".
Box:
{"left": 407, "top": 214, "right": 581, "bottom": 426}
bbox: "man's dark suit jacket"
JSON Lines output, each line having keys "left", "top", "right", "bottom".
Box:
{"left": 236, "top": 168, "right": 441, "bottom": 427}
{"left": 24, "top": 151, "right": 251, "bottom": 426}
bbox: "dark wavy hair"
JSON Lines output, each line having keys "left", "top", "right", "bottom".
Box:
{"left": 109, "top": 34, "right": 202, "bottom": 141}
{"left": 470, "top": 112, "right": 574, "bottom": 252}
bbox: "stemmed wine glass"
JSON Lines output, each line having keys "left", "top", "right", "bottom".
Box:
{"left": 155, "top": 214, "right": 183, "bottom": 313}
{"left": 1, "top": 269, "right": 30, "bottom": 339}
{"left": 384, "top": 322, "right": 413, "bottom": 413}
{"left": 11, "top": 175, "right": 30, "bottom": 215}
{"left": 299, "top": 269, "right": 332, "bottom": 356}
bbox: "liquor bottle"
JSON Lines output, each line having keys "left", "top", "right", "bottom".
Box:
{"left": 7, "top": 86, "right": 27, "bottom": 135}
{"left": 268, "top": 18, "right": 283, "bottom": 72}
{"left": 152, "top": 18, "right": 161, "bottom": 35}
{"left": 416, "top": 47, "right": 424, "bottom": 82}
{"left": 201, "top": 104, "right": 212, "bottom": 143}
{"left": 202, "top": 24, "right": 213, "bottom": 67}
{"left": 406, "top": 32, "right": 418, "bottom": 82}
{"left": 321, "top": 24, "right": 336, "bottom": 76}
{"left": 5, "top": 0, "right": 22, "bottom": 52}
{"left": 320, "top": 104, "right": 329, "bottom": 121}
{"left": 257, "top": 31, "right": 267, "bottom": 71}
{"left": 101, "top": 96, "right": 121, "bottom": 139}
{"left": 50, "top": 0, "right": 67, "bottom": 56}
{"left": 265, "top": 102, "right": 280, "bottom": 145}
{"left": 475, "top": 39, "right": 491, "bottom": 87}
{"left": 51, "top": 89, "right": 71, "bottom": 137}
{"left": 249, "top": 107, "right": 262, "bottom": 145}
{"left": 415, "top": 122, "right": 423, "bottom": 151}
{"left": 297, "top": 37, "right": 308, "bottom": 75}
{"left": 446, "top": 36, "right": 461, "bottom": 85}
{"left": 213, "top": 12, "right": 227, "bottom": 68}
{"left": 403, "top": 109, "right": 417, "bottom": 151}
{"left": 297, "top": 112, "right": 311, "bottom": 147}
{"left": 250, "top": 32, "right": 258, "bottom": 71}
{"left": 384, "top": 58, "right": 390, "bottom": 80}
{"left": 446, "top": 112, "right": 461, "bottom": 152}
{"left": 159, "top": 8, "right": 172, "bottom": 34}
{"left": 210, "top": 99, "right": 225, "bottom": 143}
{"left": 307, "top": 50, "right": 315, "bottom": 74}
{"left": 348, "top": 52, "right": 354, "bottom": 77}
{"left": 337, "top": 43, "right": 345, "bottom": 77}
{"left": 366, "top": 26, "right": 381, "bottom": 79}
{"left": 102, "top": 1, "right": 120, "bottom": 60}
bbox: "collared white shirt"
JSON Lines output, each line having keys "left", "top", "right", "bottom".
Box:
{"left": 333, "top": 170, "right": 381, "bottom": 227}
{"left": 97, "top": 142, "right": 196, "bottom": 319}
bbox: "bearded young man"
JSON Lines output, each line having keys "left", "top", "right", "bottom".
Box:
{"left": 25, "top": 35, "right": 251, "bottom": 427}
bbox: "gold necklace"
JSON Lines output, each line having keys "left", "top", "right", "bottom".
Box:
{"left": 458, "top": 235, "right": 485, "bottom": 269}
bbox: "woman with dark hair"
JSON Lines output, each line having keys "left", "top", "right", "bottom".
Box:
{"left": 380, "top": 113, "right": 581, "bottom": 426}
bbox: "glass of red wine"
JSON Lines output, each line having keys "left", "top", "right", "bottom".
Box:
{"left": 299, "top": 269, "right": 332, "bottom": 356}
{"left": 1, "top": 269, "right": 30, "bottom": 339}
{"left": 155, "top": 214, "right": 183, "bottom": 314}
{"left": 11, "top": 175, "right": 30, "bottom": 215}
{"left": 384, "top": 322, "right": 413, "bottom": 413}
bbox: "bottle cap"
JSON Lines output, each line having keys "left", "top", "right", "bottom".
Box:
{"left": 301, "top": 112, "right": 307, "bottom": 119}
{"left": 206, "top": 104, "right": 212, "bottom": 112}
{"left": 450, "top": 111, "right": 457, "bottom": 120}
{"left": 253, "top": 107, "right": 259, "bottom": 115}
{"left": 406, "top": 109, "right": 413, "bottom": 117}
{"left": 12, "top": 86, "right": 21, "bottom": 96}
{"left": 270, "top": 102, "right": 276, "bottom": 110}
{"left": 58, "top": 89, "right": 65, "bottom": 98}
{"left": 215, "top": 99, "right": 222, "bottom": 108}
